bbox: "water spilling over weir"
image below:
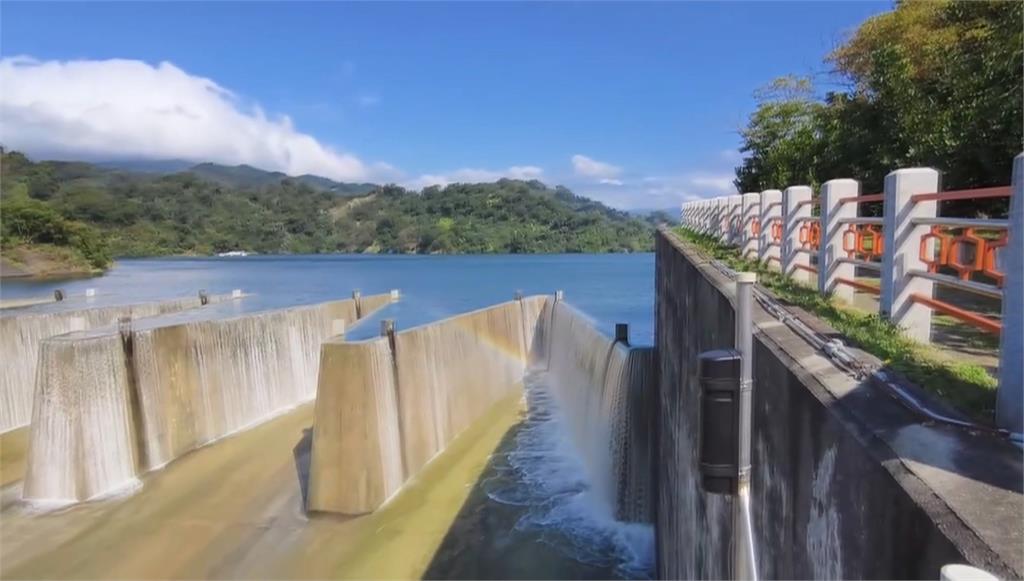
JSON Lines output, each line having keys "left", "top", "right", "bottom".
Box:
{"left": 21, "top": 292, "right": 395, "bottom": 503}
{"left": 4, "top": 290, "right": 657, "bottom": 578}
{"left": 0, "top": 292, "right": 241, "bottom": 434}
{"left": 307, "top": 295, "right": 655, "bottom": 573}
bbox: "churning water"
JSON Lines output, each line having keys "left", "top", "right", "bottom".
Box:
{"left": 481, "top": 372, "right": 655, "bottom": 579}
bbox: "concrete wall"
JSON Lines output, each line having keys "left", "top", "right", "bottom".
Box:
{"left": 0, "top": 293, "right": 239, "bottom": 434}
{"left": 655, "top": 228, "right": 1022, "bottom": 579}
{"left": 308, "top": 297, "right": 545, "bottom": 515}
{"left": 22, "top": 293, "right": 393, "bottom": 503}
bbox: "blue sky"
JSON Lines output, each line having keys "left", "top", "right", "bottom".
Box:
{"left": 0, "top": 1, "right": 889, "bottom": 209}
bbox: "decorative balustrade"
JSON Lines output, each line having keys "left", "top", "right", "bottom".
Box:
{"left": 679, "top": 153, "right": 1023, "bottom": 433}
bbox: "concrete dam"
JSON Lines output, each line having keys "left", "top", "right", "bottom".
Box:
{"left": 0, "top": 291, "right": 242, "bottom": 434}
{"left": 1, "top": 230, "right": 1020, "bottom": 579}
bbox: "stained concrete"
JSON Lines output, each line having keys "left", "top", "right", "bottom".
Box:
{"left": 0, "top": 292, "right": 241, "bottom": 434}
{"left": 1, "top": 394, "right": 525, "bottom": 579}
{"left": 308, "top": 298, "right": 545, "bottom": 515}
{"left": 654, "top": 227, "right": 1023, "bottom": 579}
{"left": 21, "top": 293, "right": 394, "bottom": 504}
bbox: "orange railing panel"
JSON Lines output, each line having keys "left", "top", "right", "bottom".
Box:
{"left": 798, "top": 221, "right": 821, "bottom": 251}
{"left": 842, "top": 224, "right": 884, "bottom": 261}
{"left": 918, "top": 224, "right": 1006, "bottom": 286}
{"left": 770, "top": 219, "right": 783, "bottom": 243}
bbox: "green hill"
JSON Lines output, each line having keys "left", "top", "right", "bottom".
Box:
{"left": 188, "top": 163, "right": 377, "bottom": 196}
{"left": 0, "top": 150, "right": 653, "bottom": 262}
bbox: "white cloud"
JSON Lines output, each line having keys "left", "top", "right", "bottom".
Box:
{"left": 0, "top": 56, "right": 390, "bottom": 181}
{"left": 690, "top": 175, "right": 736, "bottom": 193}
{"left": 599, "top": 178, "right": 624, "bottom": 186}
{"left": 404, "top": 165, "right": 544, "bottom": 190}
{"left": 571, "top": 154, "right": 622, "bottom": 179}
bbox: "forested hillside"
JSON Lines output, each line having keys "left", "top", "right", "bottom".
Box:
{"left": 0, "top": 150, "right": 653, "bottom": 265}
{"left": 734, "top": 0, "right": 1021, "bottom": 206}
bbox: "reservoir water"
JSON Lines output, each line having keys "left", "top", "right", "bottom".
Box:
{"left": 1, "top": 253, "right": 654, "bottom": 344}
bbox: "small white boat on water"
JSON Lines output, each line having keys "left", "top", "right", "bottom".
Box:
{"left": 216, "top": 250, "right": 250, "bottom": 257}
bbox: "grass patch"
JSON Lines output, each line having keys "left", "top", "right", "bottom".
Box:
{"left": 673, "top": 227, "right": 997, "bottom": 424}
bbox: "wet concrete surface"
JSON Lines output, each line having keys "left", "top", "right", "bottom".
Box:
{"left": 1, "top": 396, "right": 520, "bottom": 579}
{"left": 1, "top": 389, "right": 643, "bottom": 579}
{"left": 0, "top": 427, "right": 28, "bottom": 487}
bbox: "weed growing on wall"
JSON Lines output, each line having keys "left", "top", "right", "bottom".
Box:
{"left": 674, "top": 227, "right": 997, "bottom": 423}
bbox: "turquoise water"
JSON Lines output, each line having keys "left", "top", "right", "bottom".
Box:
{"left": 1, "top": 254, "right": 655, "bottom": 344}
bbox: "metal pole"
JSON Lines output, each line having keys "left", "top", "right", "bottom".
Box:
{"left": 734, "top": 271, "right": 758, "bottom": 581}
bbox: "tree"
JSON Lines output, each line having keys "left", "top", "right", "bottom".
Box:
{"left": 735, "top": 0, "right": 1023, "bottom": 205}
{"left": 734, "top": 76, "right": 824, "bottom": 192}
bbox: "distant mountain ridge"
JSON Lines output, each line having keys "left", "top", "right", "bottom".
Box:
{"left": 97, "top": 159, "right": 378, "bottom": 196}
{"left": 1, "top": 150, "right": 654, "bottom": 259}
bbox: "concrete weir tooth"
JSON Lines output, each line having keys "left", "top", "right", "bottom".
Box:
{"left": 21, "top": 292, "right": 396, "bottom": 503}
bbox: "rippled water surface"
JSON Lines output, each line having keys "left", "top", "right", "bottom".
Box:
{"left": 1, "top": 254, "right": 654, "bottom": 344}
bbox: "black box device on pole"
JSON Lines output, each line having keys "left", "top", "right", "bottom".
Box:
{"left": 698, "top": 348, "right": 741, "bottom": 495}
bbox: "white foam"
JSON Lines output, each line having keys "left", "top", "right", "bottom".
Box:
{"left": 483, "top": 372, "right": 655, "bottom": 578}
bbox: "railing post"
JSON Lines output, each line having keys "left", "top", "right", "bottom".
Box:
{"left": 997, "top": 153, "right": 1023, "bottom": 434}
{"left": 741, "top": 193, "right": 760, "bottom": 261}
{"left": 727, "top": 195, "right": 743, "bottom": 246}
{"left": 680, "top": 202, "right": 688, "bottom": 227}
{"left": 880, "top": 168, "right": 941, "bottom": 342}
{"left": 716, "top": 198, "right": 728, "bottom": 242}
{"left": 758, "top": 189, "right": 782, "bottom": 268}
{"left": 819, "top": 179, "right": 859, "bottom": 304}
{"left": 782, "top": 186, "right": 813, "bottom": 284}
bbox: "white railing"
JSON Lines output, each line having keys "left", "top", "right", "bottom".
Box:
{"left": 679, "top": 154, "right": 1023, "bottom": 434}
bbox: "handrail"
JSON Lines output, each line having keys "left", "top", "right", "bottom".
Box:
{"left": 910, "top": 186, "right": 1011, "bottom": 204}
{"left": 906, "top": 269, "right": 1003, "bottom": 300}
{"left": 836, "top": 257, "right": 882, "bottom": 271}
{"left": 836, "top": 277, "right": 881, "bottom": 294}
{"left": 909, "top": 293, "right": 1001, "bottom": 334}
{"left": 838, "top": 193, "right": 884, "bottom": 204}
{"left": 911, "top": 217, "right": 1009, "bottom": 229}
{"left": 836, "top": 217, "right": 884, "bottom": 225}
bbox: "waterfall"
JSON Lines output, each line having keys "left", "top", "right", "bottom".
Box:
{"left": 21, "top": 293, "right": 393, "bottom": 504}
{"left": 536, "top": 300, "right": 655, "bottom": 523}
{"left": 0, "top": 293, "right": 238, "bottom": 434}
